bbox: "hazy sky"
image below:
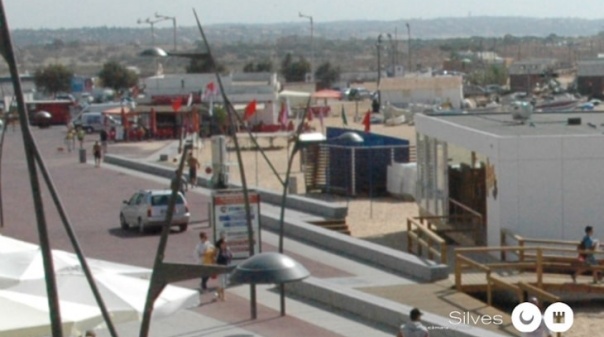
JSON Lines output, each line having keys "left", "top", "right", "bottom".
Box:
{"left": 4, "top": 0, "right": 604, "bottom": 29}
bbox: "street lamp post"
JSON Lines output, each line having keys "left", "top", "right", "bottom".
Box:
{"left": 298, "top": 12, "right": 314, "bottom": 82}
{"left": 137, "top": 17, "right": 164, "bottom": 46}
{"left": 376, "top": 34, "right": 383, "bottom": 110}
{"left": 406, "top": 23, "right": 412, "bottom": 73}
{"left": 155, "top": 12, "right": 177, "bottom": 51}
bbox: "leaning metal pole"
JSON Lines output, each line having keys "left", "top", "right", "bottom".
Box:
{"left": 193, "top": 9, "right": 258, "bottom": 319}
{"left": 0, "top": 113, "right": 8, "bottom": 228}
{"left": 139, "top": 143, "right": 189, "bottom": 337}
{"left": 0, "top": 3, "right": 63, "bottom": 336}
{"left": 32, "top": 153, "right": 119, "bottom": 337}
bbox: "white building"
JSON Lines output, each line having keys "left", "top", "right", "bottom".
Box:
{"left": 380, "top": 76, "right": 463, "bottom": 109}
{"left": 138, "top": 72, "right": 281, "bottom": 125}
{"left": 415, "top": 111, "right": 604, "bottom": 246}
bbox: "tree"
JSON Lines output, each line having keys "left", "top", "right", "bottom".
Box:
{"left": 186, "top": 55, "right": 226, "bottom": 73}
{"left": 314, "top": 62, "right": 340, "bottom": 89}
{"left": 280, "top": 53, "right": 310, "bottom": 82}
{"left": 243, "top": 60, "right": 273, "bottom": 73}
{"left": 34, "top": 64, "right": 73, "bottom": 97}
{"left": 98, "top": 61, "right": 138, "bottom": 95}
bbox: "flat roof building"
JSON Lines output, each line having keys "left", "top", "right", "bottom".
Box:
{"left": 415, "top": 110, "right": 604, "bottom": 245}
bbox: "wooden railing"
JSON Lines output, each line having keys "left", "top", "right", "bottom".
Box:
{"left": 406, "top": 217, "right": 448, "bottom": 264}
{"left": 449, "top": 198, "right": 484, "bottom": 245}
{"left": 455, "top": 245, "right": 604, "bottom": 306}
{"left": 500, "top": 228, "right": 594, "bottom": 263}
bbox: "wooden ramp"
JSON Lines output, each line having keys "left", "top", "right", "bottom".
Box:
{"left": 360, "top": 279, "right": 521, "bottom": 336}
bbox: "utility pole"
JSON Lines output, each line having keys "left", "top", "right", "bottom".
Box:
{"left": 155, "top": 12, "right": 177, "bottom": 51}
{"left": 376, "top": 34, "right": 383, "bottom": 110}
{"left": 406, "top": 23, "right": 411, "bottom": 72}
{"left": 299, "top": 12, "right": 314, "bottom": 82}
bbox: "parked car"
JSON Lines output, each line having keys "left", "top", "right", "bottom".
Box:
{"left": 119, "top": 189, "right": 190, "bottom": 233}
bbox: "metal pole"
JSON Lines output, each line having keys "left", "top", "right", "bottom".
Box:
{"left": 172, "top": 18, "right": 177, "bottom": 51}
{"left": 0, "top": 3, "right": 62, "bottom": 336}
{"left": 406, "top": 23, "right": 411, "bottom": 72}
{"left": 193, "top": 10, "right": 258, "bottom": 319}
{"left": 377, "top": 34, "right": 382, "bottom": 108}
{"left": 299, "top": 13, "right": 314, "bottom": 82}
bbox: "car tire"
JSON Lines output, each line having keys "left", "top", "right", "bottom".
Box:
{"left": 179, "top": 224, "right": 188, "bottom": 232}
{"left": 120, "top": 214, "right": 129, "bottom": 230}
{"left": 138, "top": 218, "right": 145, "bottom": 234}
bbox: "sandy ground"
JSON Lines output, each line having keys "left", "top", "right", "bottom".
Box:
{"left": 118, "top": 100, "right": 603, "bottom": 336}
{"left": 184, "top": 99, "right": 420, "bottom": 247}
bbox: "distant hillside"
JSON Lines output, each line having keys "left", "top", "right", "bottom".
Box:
{"left": 10, "top": 16, "right": 604, "bottom": 47}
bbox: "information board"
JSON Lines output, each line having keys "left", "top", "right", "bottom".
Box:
{"left": 211, "top": 189, "right": 261, "bottom": 259}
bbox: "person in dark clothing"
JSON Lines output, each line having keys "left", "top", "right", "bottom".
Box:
{"left": 99, "top": 129, "right": 108, "bottom": 154}
{"left": 214, "top": 238, "right": 232, "bottom": 301}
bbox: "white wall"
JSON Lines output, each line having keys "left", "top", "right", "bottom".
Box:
{"left": 416, "top": 114, "right": 604, "bottom": 245}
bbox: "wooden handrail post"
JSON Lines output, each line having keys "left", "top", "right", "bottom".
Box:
{"left": 418, "top": 231, "right": 423, "bottom": 256}
{"left": 519, "top": 240, "right": 525, "bottom": 262}
{"left": 406, "top": 219, "right": 412, "bottom": 253}
{"left": 428, "top": 236, "right": 433, "bottom": 260}
{"left": 487, "top": 272, "right": 492, "bottom": 306}
{"left": 455, "top": 252, "right": 462, "bottom": 291}
{"left": 536, "top": 248, "right": 543, "bottom": 288}
{"left": 441, "top": 244, "right": 448, "bottom": 264}
{"left": 501, "top": 229, "right": 507, "bottom": 261}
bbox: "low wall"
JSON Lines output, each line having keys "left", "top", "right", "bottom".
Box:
{"left": 261, "top": 212, "right": 448, "bottom": 282}
{"left": 285, "top": 277, "right": 509, "bottom": 337}
{"left": 105, "top": 153, "right": 447, "bottom": 282}
{"left": 104, "top": 154, "right": 346, "bottom": 219}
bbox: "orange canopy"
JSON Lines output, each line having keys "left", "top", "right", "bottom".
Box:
{"left": 311, "top": 89, "right": 342, "bottom": 100}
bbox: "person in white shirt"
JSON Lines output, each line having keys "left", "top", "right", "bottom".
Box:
{"left": 398, "top": 308, "right": 429, "bottom": 337}
{"left": 193, "top": 232, "right": 215, "bottom": 292}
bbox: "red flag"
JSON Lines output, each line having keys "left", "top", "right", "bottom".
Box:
{"left": 244, "top": 99, "right": 257, "bottom": 121}
{"left": 278, "top": 101, "right": 288, "bottom": 129}
{"left": 171, "top": 99, "right": 182, "bottom": 112}
{"left": 362, "top": 110, "right": 371, "bottom": 133}
{"left": 202, "top": 81, "right": 218, "bottom": 100}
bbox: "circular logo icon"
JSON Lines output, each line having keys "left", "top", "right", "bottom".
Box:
{"left": 511, "top": 302, "right": 543, "bottom": 333}
{"left": 543, "top": 302, "right": 573, "bottom": 333}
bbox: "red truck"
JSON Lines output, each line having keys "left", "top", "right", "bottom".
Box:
{"left": 26, "top": 100, "right": 76, "bottom": 126}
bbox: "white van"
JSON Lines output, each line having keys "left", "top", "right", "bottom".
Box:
{"left": 71, "top": 112, "right": 121, "bottom": 133}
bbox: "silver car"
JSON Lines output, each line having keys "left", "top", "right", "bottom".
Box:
{"left": 119, "top": 189, "right": 190, "bottom": 232}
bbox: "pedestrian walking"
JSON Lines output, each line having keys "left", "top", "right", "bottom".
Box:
{"left": 77, "top": 127, "right": 85, "bottom": 149}
{"left": 65, "top": 129, "right": 74, "bottom": 152}
{"left": 572, "top": 225, "right": 602, "bottom": 283}
{"left": 214, "top": 238, "right": 232, "bottom": 301}
{"left": 398, "top": 308, "right": 429, "bottom": 337}
{"left": 194, "top": 232, "right": 215, "bottom": 293}
{"left": 93, "top": 141, "right": 102, "bottom": 167}
{"left": 187, "top": 151, "right": 201, "bottom": 188}
{"left": 99, "top": 129, "right": 108, "bottom": 154}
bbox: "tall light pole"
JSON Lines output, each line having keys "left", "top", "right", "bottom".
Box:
{"left": 137, "top": 17, "right": 164, "bottom": 46}
{"left": 298, "top": 12, "right": 314, "bottom": 83}
{"left": 376, "top": 34, "right": 383, "bottom": 110}
{"left": 406, "top": 23, "right": 412, "bottom": 72}
{"left": 155, "top": 12, "right": 177, "bottom": 51}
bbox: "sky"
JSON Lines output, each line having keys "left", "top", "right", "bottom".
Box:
{"left": 4, "top": 0, "right": 604, "bottom": 29}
